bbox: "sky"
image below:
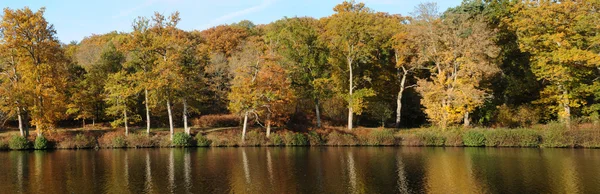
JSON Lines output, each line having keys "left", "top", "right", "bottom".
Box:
{"left": 0, "top": 0, "right": 463, "bottom": 43}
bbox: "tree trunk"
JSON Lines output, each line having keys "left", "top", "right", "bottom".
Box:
{"left": 92, "top": 118, "right": 95, "bottom": 127}
{"left": 145, "top": 88, "right": 151, "bottom": 135}
{"left": 183, "top": 99, "right": 189, "bottom": 135}
{"left": 17, "top": 107, "right": 24, "bottom": 137}
{"left": 348, "top": 58, "right": 354, "bottom": 130}
{"left": 315, "top": 98, "right": 322, "bottom": 128}
{"left": 396, "top": 69, "right": 407, "bottom": 128}
{"left": 24, "top": 111, "right": 29, "bottom": 137}
{"left": 167, "top": 99, "right": 174, "bottom": 140}
{"left": 241, "top": 111, "right": 249, "bottom": 142}
{"left": 266, "top": 113, "right": 271, "bottom": 138}
{"left": 463, "top": 111, "right": 470, "bottom": 127}
{"left": 559, "top": 84, "right": 571, "bottom": 126}
{"left": 123, "top": 102, "right": 128, "bottom": 136}
{"left": 83, "top": 119, "right": 86, "bottom": 128}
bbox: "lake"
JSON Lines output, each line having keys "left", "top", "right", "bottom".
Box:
{"left": 0, "top": 147, "right": 599, "bottom": 194}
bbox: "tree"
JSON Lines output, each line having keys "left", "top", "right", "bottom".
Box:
{"left": 147, "top": 11, "right": 186, "bottom": 140}
{"left": 126, "top": 16, "right": 156, "bottom": 135}
{"left": 255, "top": 56, "right": 295, "bottom": 137}
{"left": 323, "top": 1, "right": 379, "bottom": 130}
{"left": 105, "top": 70, "right": 139, "bottom": 135}
{"left": 412, "top": 3, "right": 500, "bottom": 129}
{"left": 269, "top": 17, "right": 331, "bottom": 128}
{"left": 0, "top": 7, "right": 69, "bottom": 134}
{"left": 509, "top": 0, "right": 600, "bottom": 125}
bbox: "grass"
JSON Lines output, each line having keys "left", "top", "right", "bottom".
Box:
{"left": 0, "top": 123, "right": 598, "bottom": 150}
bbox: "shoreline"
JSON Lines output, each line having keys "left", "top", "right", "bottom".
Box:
{"left": 1, "top": 125, "right": 599, "bottom": 150}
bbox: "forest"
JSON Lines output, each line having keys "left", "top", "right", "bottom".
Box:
{"left": 0, "top": 0, "right": 599, "bottom": 148}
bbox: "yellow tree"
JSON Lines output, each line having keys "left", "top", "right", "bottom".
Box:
{"left": 105, "top": 70, "right": 139, "bottom": 135}
{"left": 148, "top": 11, "right": 185, "bottom": 139}
{"left": 412, "top": 3, "right": 500, "bottom": 129}
{"left": 509, "top": 0, "right": 600, "bottom": 124}
{"left": 323, "top": 1, "right": 378, "bottom": 130}
{"left": 0, "top": 7, "right": 69, "bottom": 134}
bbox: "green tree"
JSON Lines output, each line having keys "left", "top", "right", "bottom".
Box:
{"left": 509, "top": 0, "right": 600, "bottom": 124}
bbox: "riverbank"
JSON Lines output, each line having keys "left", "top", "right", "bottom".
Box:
{"left": 0, "top": 123, "right": 599, "bottom": 150}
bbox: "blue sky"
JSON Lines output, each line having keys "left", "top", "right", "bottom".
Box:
{"left": 0, "top": 0, "right": 463, "bottom": 43}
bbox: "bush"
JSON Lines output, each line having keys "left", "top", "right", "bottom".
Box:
{"left": 98, "top": 131, "right": 127, "bottom": 148}
{"left": 195, "top": 133, "right": 212, "bottom": 147}
{"left": 541, "top": 127, "right": 574, "bottom": 148}
{"left": 0, "top": 139, "right": 8, "bottom": 150}
{"left": 463, "top": 130, "right": 485, "bottom": 147}
{"left": 366, "top": 129, "right": 396, "bottom": 146}
{"left": 326, "top": 131, "right": 357, "bottom": 146}
{"left": 192, "top": 114, "right": 239, "bottom": 128}
{"left": 283, "top": 132, "right": 308, "bottom": 146}
{"left": 34, "top": 134, "right": 49, "bottom": 150}
{"left": 172, "top": 132, "right": 193, "bottom": 147}
{"left": 206, "top": 132, "right": 240, "bottom": 147}
{"left": 484, "top": 129, "right": 540, "bottom": 147}
{"left": 9, "top": 135, "right": 29, "bottom": 150}
{"left": 417, "top": 131, "right": 446, "bottom": 146}
{"left": 496, "top": 104, "right": 540, "bottom": 128}
{"left": 58, "top": 134, "right": 96, "bottom": 149}
{"left": 244, "top": 131, "right": 266, "bottom": 146}
{"left": 268, "top": 133, "right": 284, "bottom": 146}
{"left": 307, "top": 131, "right": 323, "bottom": 146}
{"left": 125, "top": 133, "right": 155, "bottom": 148}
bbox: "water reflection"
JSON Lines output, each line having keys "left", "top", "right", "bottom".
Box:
{"left": 0, "top": 147, "right": 599, "bottom": 193}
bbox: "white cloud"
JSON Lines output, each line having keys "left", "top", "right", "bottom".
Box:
{"left": 199, "top": 0, "right": 277, "bottom": 29}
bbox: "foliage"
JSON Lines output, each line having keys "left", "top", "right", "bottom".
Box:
{"left": 307, "top": 131, "right": 324, "bottom": 146}
{"left": 9, "top": 135, "right": 30, "bottom": 150}
{"left": 364, "top": 129, "right": 396, "bottom": 146}
{"left": 326, "top": 131, "right": 357, "bottom": 146}
{"left": 283, "top": 132, "right": 308, "bottom": 146}
{"left": 34, "top": 134, "right": 49, "bottom": 149}
{"left": 483, "top": 129, "right": 540, "bottom": 147}
{"left": 462, "top": 130, "right": 486, "bottom": 147}
{"left": 125, "top": 133, "right": 155, "bottom": 148}
{"left": 192, "top": 114, "right": 240, "bottom": 128}
{"left": 172, "top": 132, "right": 193, "bottom": 147}
{"left": 58, "top": 134, "right": 96, "bottom": 149}
{"left": 268, "top": 133, "right": 285, "bottom": 146}
{"left": 195, "top": 133, "right": 212, "bottom": 147}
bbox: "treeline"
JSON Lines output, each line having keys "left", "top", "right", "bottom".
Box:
{"left": 0, "top": 0, "right": 599, "bottom": 140}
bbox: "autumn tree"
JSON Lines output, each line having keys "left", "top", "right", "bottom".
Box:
{"left": 412, "top": 3, "right": 500, "bottom": 129}
{"left": 0, "top": 7, "right": 69, "bottom": 134}
{"left": 105, "top": 70, "right": 139, "bottom": 135}
{"left": 323, "top": 1, "right": 379, "bottom": 130}
{"left": 510, "top": 0, "right": 600, "bottom": 125}
{"left": 269, "top": 17, "right": 331, "bottom": 128}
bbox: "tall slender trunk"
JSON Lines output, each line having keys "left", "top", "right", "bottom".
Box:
{"left": 145, "top": 88, "right": 151, "bottom": 134}
{"left": 17, "top": 107, "right": 24, "bottom": 137}
{"left": 266, "top": 113, "right": 271, "bottom": 138}
{"left": 123, "top": 99, "right": 128, "bottom": 136}
{"left": 24, "top": 110, "right": 29, "bottom": 137}
{"left": 315, "top": 98, "right": 322, "bottom": 128}
{"left": 183, "top": 99, "right": 189, "bottom": 135}
{"left": 348, "top": 58, "right": 354, "bottom": 130}
{"left": 241, "top": 111, "right": 249, "bottom": 142}
{"left": 463, "top": 111, "right": 470, "bottom": 127}
{"left": 167, "top": 99, "right": 174, "bottom": 140}
{"left": 83, "top": 119, "right": 86, "bottom": 128}
{"left": 396, "top": 67, "right": 407, "bottom": 128}
{"left": 558, "top": 84, "right": 571, "bottom": 126}
{"left": 92, "top": 118, "right": 95, "bottom": 127}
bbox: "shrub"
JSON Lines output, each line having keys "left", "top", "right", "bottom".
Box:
{"left": 268, "top": 133, "right": 284, "bottom": 146}
{"left": 496, "top": 104, "right": 540, "bottom": 128}
{"left": 125, "top": 133, "right": 155, "bottom": 148}
{"left": 34, "top": 134, "right": 49, "bottom": 150}
{"left": 366, "top": 129, "right": 396, "bottom": 146}
{"left": 283, "top": 132, "right": 308, "bottom": 146}
{"left": 172, "top": 132, "right": 193, "bottom": 147}
{"left": 326, "top": 131, "right": 357, "bottom": 146}
{"left": 206, "top": 132, "right": 239, "bottom": 147}
{"left": 0, "top": 139, "right": 8, "bottom": 150}
{"left": 195, "top": 133, "right": 212, "bottom": 147}
{"left": 244, "top": 131, "right": 266, "bottom": 146}
{"left": 98, "top": 131, "right": 127, "bottom": 148}
{"left": 192, "top": 114, "right": 239, "bottom": 128}
{"left": 417, "top": 131, "right": 446, "bottom": 146}
{"left": 443, "top": 131, "right": 464, "bottom": 146}
{"left": 58, "top": 134, "right": 96, "bottom": 149}
{"left": 463, "top": 130, "right": 485, "bottom": 147}
{"left": 484, "top": 129, "right": 540, "bottom": 147}
{"left": 307, "top": 131, "right": 323, "bottom": 146}
{"left": 9, "top": 135, "right": 29, "bottom": 150}
{"left": 541, "top": 128, "right": 574, "bottom": 148}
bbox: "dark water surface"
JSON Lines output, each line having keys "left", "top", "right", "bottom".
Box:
{"left": 0, "top": 147, "right": 599, "bottom": 194}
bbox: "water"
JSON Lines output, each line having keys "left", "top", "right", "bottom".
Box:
{"left": 0, "top": 147, "right": 599, "bottom": 194}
